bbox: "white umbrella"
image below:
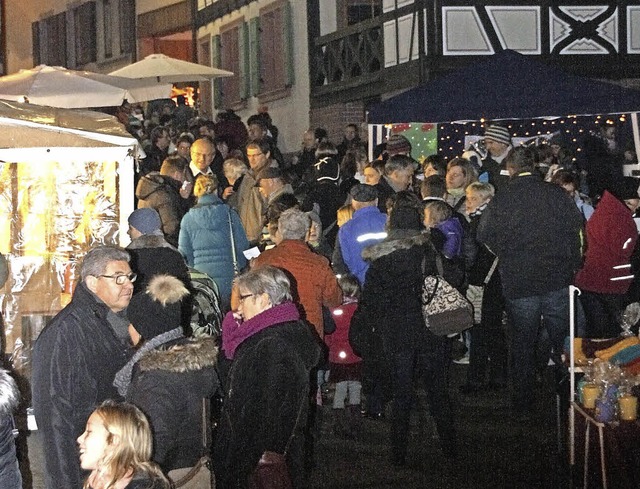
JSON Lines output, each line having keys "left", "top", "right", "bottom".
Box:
{"left": 0, "top": 65, "right": 172, "bottom": 108}
{"left": 109, "top": 53, "right": 234, "bottom": 83}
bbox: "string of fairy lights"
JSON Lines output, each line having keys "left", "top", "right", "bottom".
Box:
{"left": 435, "top": 114, "right": 634, "bottom": 162}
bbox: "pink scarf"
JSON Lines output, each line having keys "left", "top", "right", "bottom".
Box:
{"left": 221, "top": 301, "right": 300, "bottom": 359}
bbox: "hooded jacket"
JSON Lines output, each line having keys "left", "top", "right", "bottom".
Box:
{"left": 126, "top": 337, "right": 219, "bottom": 473}
{"left": 136, "top": 172, "right": 190, "bottom": 248}
{"left": 213, "top": 320, "right": 321, "bottom": 489}
{"left": 179, "top": 193, "right": 249, "bottom": 304}
{"left": 575, "top": 191, "right": 638, "bottom": 294}
{"left": 359, "top": 231, "right": 438, "bottom": 353}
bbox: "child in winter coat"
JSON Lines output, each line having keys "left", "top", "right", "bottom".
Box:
{"left": 423, "top": 199, "right": 464, "bottom": 260}
{"left": 324, "top": 274, "right": 362, "bottom": 437}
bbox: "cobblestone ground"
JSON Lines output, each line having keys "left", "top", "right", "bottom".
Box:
{"left": 22, "top": 364, "right": 569, "bottom": 489}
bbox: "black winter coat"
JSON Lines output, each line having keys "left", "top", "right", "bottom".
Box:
{"left": 32, "top": 283, "right": 131, "bottom": 489}
{"left": 213, "top": 320, "right": 322, "bottom": 489}
{"left": 359, "top": 231, "right": 438, "bottom": 354}
{"left": 126, "top": 234, "right": 190, "bottom": 293}
{"left": 477, "top": 173, "right": 583, "bottom": 299}
{"left": 127, "top": 337, "right": 219, "bottom": 473}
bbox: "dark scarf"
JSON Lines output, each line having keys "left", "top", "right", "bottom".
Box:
{"left": 222, "top": 301, "right": 299, "bottom": 359}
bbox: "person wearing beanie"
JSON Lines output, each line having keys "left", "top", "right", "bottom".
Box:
{"left": 385, "top": 134, "right": 412, "bottom": 158}
{"left": 114, "top": 274, "right": 220, "bottom": 479}
{"left": 575, "top": 177, "right": 640, "bottom": 337}
{"left": 358, "top": 191, "right": 457, "bottom": 466}
{"left": 302, "top": 141, "right": 348, "bottom": 246}
{"left": 126, "top": 208, "right": 190, "bottom": 294}
{"left": 482, "top": 124, "right": 513, "bottom": 192}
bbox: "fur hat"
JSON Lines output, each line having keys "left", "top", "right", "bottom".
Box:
{"left": 128, "top": 275, "right": 189, "bottom": 340}
{"left": 128, "top": 208, "right": 162, "bottom": 236}
{"left": 386, "top": 134, "right": 412, "bottom": 156}
{"left": 484, "top": 125, "right": 511, "bottom": 146}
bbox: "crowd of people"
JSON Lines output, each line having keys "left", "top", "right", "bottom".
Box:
{"left": 10, "top": 106, "right": 640, "bottom": 489}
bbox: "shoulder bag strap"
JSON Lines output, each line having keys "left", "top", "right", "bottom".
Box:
{"left": 228, "top": 208, "right": 239, "bottom": 274}
{"left": 483, "top": 257, "right": 499, "bottom": 285}
{"left": 284, "top": 396, "right": 307, "bottom": 456}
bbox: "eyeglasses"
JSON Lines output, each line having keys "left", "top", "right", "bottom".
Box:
{"left": 238, "top": 293, "right": 255, "bottom": 302}
{"left": 247, "top": 152, "right": 264, "bottom": 158}
{"left": 98, "top": 273, "right": 137, "bottom": 285}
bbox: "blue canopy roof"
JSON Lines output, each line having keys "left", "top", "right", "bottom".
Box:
{"left": 368, "top": 50, "right": 640, "bottom": 124}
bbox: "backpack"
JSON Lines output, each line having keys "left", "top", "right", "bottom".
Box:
{"left": 188, "top": 268, "right": 223, "bottom": 339}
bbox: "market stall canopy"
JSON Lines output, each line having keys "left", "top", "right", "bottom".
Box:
{"left": 109, "top": 53, "right": 234, "bottom": 83}
{"left": 0, "top": 99, "right": 138, "bottom": 161}
{"left": 368, "top": 50, "right": 640, "bottom": 124}
{"left": 0, "top": 65, "right": 172, "bottom": 109}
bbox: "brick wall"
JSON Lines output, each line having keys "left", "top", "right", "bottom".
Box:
{"left": 310, "top": 101, "right": 366, "bottom": 145}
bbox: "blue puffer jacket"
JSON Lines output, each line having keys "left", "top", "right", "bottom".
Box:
{"left": 179, "top": 194, "right": 249, "bottom": 304}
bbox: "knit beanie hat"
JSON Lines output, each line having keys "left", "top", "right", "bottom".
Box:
{"left": 388, "top": 205, "right": 423, "bottom": 231}
{"left": 386, "top": 134, "right": 412, "bottom": 156}
{"left": 127, "top": 275, "right": 189, "bottom": 340}
{"left": 315, "top": 156, "right": 340, "bottom": 182}
{"left": 484, "top": 125, "right": 511, "bottom": 146}
{"left": 609, "top": 177, "right": 640, "bottom": 201}
{"left": 128, "top": 208, "right": 163, "bottom": 236}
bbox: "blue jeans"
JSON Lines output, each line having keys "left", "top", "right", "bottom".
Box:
{"left": 506, "top": 287, "right": 570, "bottom": 412}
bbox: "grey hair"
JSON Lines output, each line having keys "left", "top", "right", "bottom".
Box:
{"left": 235, "top": 265, "right": 292, "bottom": 306}
{"left": 385, "top": 154, "right": 418, "bottom": 175}
{"left": 223, "top": 158, "right": 248, "bottom": 181}
{"left": 277, "top": 208, "right": 310, "bottom": 240}
{"left": 80, "top": 246, "right": 130, "bottom": 281}
{"left": 0, "top": 369, "right": 20, "bottom": 415}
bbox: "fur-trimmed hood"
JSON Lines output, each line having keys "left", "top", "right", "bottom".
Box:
{"left": 138, "top": 336, "right": 218, "bottom": 373}
{"left": 362, "top": 231, "right": 429, "bottom": 262}
{"left": 126, "top": 234, "right": 177, "bottom": 251}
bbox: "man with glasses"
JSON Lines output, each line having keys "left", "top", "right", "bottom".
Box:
{"left": 32, "top": 246, "right": 136, "bottom": 489}
{"left": 231, "top": 140, "right": 277, "bottom": 244}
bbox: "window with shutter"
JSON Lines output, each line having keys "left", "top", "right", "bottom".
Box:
{"left": 119, "top": 0, "right": 135, "bottom": 56}
{"left": 220, "top": 21, "right": 243, "bottom": 107}
{"left": 198, "top": 37, "right": 213, "bottom": 118}
{"left": 254, "top": 0, "right": 294, "bottom": 101}
{"left": 103, "top": 0, "right": 113, "bottom": 59}
{"left": 74, "top": 2, "right": 97, "bottom": 67}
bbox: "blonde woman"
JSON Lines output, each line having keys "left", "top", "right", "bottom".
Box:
{"left": 77, "top": 401, "right": 169, "bottom": 489}
{"left": 445, "top": 157, "right": 478, "bottom": 212}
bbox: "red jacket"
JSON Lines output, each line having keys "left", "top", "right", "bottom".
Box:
{"left": 575, "top": 191, "right": 638, "bottom": 294}
{"left": 253, "top": 240, "right": 342, "bottom": 337}
{"left": 324, "top": 300, "right": 361, "bottom": 365}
